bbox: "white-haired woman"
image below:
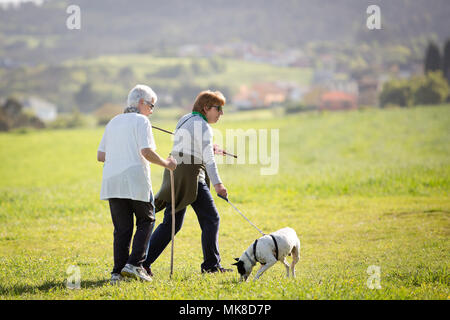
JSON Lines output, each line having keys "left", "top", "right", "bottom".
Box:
{"left": 97, "top": 84, "right": 177, "bottom": 284}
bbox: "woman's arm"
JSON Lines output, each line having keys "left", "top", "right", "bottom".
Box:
{"left": 201, "top": 126, "right": 227, "bottom": 198}
{"left": 141, "top": 148, "right": 177, "bottom": 170}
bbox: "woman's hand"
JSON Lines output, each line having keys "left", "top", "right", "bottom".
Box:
{"left": 213, "top": 144, "right": 226, "bottom": 156}
{"left": 214, "top": 183, "right": 228, "bottom": 199}
{"left": 165, "top": 156, "right": 177, "bottom": 171}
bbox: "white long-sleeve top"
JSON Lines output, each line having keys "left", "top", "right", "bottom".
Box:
{"left": 171, "top": 113, "right": 222, "bottom": 186}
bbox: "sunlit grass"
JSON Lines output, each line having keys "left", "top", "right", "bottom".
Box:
{"left": 0, "top": 105, "right": 449, "bottom": 299}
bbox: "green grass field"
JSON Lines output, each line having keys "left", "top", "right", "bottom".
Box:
{"left": 66, "top": 54, "right": 312, "bottom": 90}
{"left": 0, "top": 105, "right": 449, "bottom": 299}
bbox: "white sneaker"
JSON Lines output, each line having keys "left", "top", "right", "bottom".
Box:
{"left": 110, "top": 273, "right": 123, "bottom": 285}
{"left": 120, "top": 264, "right": 152, "bottom": 282}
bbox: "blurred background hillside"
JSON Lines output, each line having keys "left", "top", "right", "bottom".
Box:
{"left": 0, "top": 0, "right": 449, "bottom": 130}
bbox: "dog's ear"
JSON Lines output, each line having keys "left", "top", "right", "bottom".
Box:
{"left": 234, "top": 257, "right": 239, "bottom": 262}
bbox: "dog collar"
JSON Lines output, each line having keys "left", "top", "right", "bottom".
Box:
{"left": 245, "top": 251, "right": 256, "bottom": 266}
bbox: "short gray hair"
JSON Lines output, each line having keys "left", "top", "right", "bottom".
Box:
{"left": 127, "top": 84, "right": 157, "bottom": 109}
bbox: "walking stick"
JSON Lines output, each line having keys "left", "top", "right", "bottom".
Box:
{"left": 169, "top": 169, "right": 175, "bottom": 278}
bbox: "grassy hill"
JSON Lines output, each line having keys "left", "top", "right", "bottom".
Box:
{"left": 0, "top": 105, "right": 448, "bottom": 299}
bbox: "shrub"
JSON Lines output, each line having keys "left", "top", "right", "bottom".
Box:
{"left": 379, "top": 71, "right": 449, "bottom": 107}
{"left": 414, "top": 71, "right": 449, "bottom": 105}
{"left": 0, "top": 98, "right": 45, "bottom": 131}
{"left": 379, "top": 79, "right": 414, "bottom": 108}
{"left": 48, "top": 110, "right": 94, "bottom": 129}
{"left": 284, "top": 102, "right": 313, "bottom": 114}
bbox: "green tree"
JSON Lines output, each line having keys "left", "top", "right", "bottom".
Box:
{"left": 118, "top": 66, "right": 135, "bottom": 86}
{"left": 424, "top": 42, "right": 441, "bottom": 74}
{"left": 414, "top": 71, "right": 449, "bottom": 105}
{"left": 385, "top": 45, "right": 411, "bottom": 68}
{"left": 209, "top": 57, "right": 226, "bottom": 73}
{"left": 442, "top": 39, "right": 450, "bottom": 84}
{"left": 190, "top": 59, "right": 204, "bottom": 75}
{"left": 74, "top": 82, "right": 96, "bottom": 113}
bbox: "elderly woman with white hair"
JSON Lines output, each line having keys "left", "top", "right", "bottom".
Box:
{"left": 97, "top": 84, "right": 177, "bottom": 284}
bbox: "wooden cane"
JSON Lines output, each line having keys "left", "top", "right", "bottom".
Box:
{"left": 169, "top": 169, "right": 175, "bottom": 278}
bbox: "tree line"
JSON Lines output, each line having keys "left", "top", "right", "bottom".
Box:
{"left": 379, "top": 40, "right": 450, "bottom": 108}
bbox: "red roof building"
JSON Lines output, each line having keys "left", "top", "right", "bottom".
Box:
{"left": 319, "top": 91, "right": 358, "bottom": 111}
{"left": 233, "top": 82, "right": 288, "bottom": 109}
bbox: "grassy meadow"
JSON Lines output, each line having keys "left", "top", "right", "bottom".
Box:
{"left": 0, "top": 105, "right": 449, "bottom": 299}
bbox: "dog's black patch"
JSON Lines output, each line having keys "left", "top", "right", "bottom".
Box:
{"left": 232, "top": 260, "right": 246, "bottom": 275}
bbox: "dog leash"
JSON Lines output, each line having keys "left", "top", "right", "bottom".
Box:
{"left": 218, "top": 195, "right": 280, "bottom": 263}
{"left": 217, "top": 194, "right": 266, "bottom": 236}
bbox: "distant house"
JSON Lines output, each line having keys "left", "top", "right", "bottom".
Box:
{"left": 327, "top": 79, "right": 359, "bottom": 96}
{"left": 232, "top": 82, "right": 290, "bottom": 109}
{"left": 357, "top": 77, "right": 379, "bottom": 107}
{"left": 312, "top": 69, "right": 335, "bottom": 86}
{"left": 312, "top": 69, "right": 359, "bottom": 96}
{"left": 319, "top": 91, "right": 358, "bottom": 111}
{"left": 23, "top": 97, "right": 57, "bottom": 122}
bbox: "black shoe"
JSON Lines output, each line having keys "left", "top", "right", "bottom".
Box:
{"left": 143, "top": 265, "right": 154, "bottom": 277}
{"left": 201, "top": 266, "right": 233, "bottom": 274}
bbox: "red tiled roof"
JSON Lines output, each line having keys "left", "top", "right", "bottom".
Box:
{"left": 321, "top": 91, "right": 357, "bottom": 101}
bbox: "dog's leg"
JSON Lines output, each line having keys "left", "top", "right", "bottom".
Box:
{"left": 253, "top": 260, "right": 277, "bottom": 281}
{"left": 291, "top": 242, "right": 300, "bottom": 278}
{"left": 282, "top": 257, "right": 290, "bottom": 277}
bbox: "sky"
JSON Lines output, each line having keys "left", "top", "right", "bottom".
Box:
{"left": 0, "top": 0, "right": 45, "bottom": 9}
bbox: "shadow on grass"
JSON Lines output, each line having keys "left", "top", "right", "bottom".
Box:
{"left": 383, "top": 209, "right": 450, "bottom": 217}
{"left": 0, "top": 279, "right": 110, "bottom": 296}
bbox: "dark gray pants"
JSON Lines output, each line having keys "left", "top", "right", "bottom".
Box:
{"left": 108, "top": 198, "right": 155, "bottom": 274}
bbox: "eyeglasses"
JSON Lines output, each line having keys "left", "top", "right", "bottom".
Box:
{"left": 145, "top": 100, "right": 155, "bottom": 109}
{"left": 210, "top": 105, "right": 223, "bottom": 112}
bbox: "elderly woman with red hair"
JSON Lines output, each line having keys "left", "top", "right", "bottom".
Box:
{"left": 143, "top": 90, "right": 232, "bottom": 275}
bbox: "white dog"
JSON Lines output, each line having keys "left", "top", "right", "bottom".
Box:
{"left": 232, "top": 227, "right": 300, "bottom": 281}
